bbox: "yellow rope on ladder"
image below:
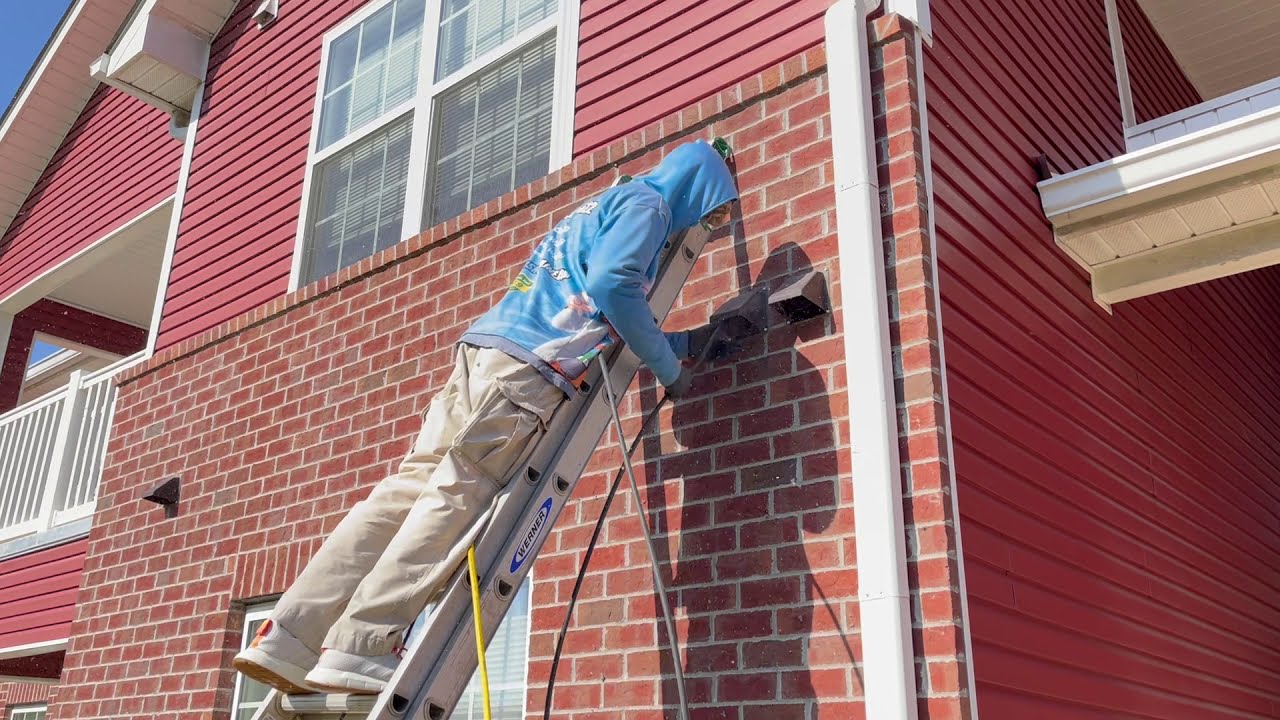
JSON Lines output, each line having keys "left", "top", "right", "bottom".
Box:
{"left": 467, "top": 545, "right": 493, "bottom": 720}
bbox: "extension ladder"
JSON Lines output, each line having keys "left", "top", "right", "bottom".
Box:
{"left": 249, "top": 220, "right": 712, "bottom": 720}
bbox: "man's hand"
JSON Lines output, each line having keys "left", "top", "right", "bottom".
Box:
{"left": 687, "top": 317, "right": 752, "bottom": 362}
{"left": 665, "top": 367, "right": 695, "bottom": 398}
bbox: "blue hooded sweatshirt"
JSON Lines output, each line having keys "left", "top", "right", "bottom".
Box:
{"left": 461, "top": 140, "right": 739, "bottom": 396}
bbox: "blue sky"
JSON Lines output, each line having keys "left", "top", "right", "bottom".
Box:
{"left": 1, "top": 2, "right": 75, "bottom": 116}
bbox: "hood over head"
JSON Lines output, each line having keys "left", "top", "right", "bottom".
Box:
{"left": 636, "top": 140, "right": 738, "bottom": 231}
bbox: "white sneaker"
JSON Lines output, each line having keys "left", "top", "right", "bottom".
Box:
{"left": 232, "top": 619, "right": 319, "bottom": 694}
{"left": 304, "top": 648, "right": 401, "bottom": 694}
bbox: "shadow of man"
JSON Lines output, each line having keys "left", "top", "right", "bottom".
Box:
{"left": 639, "top": 240, "right": 852, "bottom": 720}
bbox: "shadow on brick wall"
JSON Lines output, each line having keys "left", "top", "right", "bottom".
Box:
{"left": 638, "top": 237, "right": 859, "bottom": 718}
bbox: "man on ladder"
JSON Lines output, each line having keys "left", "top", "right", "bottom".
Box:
{"left": 233, "top": 139, "right": 741, "bottom": 696}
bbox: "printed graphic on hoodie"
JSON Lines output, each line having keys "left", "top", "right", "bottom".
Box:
{"left": 462, "top": 140, "right": 739, "bottom": 395}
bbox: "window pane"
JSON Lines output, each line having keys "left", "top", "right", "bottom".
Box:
{"left": 456, "top": 580, "right": 530, "bottom": 720}
{"left": 307, "top": 115, "right": 414, "bottom": 283}
{"left": 234, "top": 613, "right": 273, "bottom": 720}
{"left": 427, "top": 35, "right": 556, "bottom": 226}
{"left": 435, "top": 0, "right": 557, "bottom": 80}
{"left": 326, "top": 32, "right": 359, "bottom": 92}
{"left": 357, "top": 5, "right": 394, "bottom": 70}
{"left": 319, "top": 0, "right": 426, "bottom": 149}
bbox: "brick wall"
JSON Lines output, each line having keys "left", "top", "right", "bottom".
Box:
{"left": 0, "top": 682, "right": 52, "bottom": 717}
{"left": 51, "top": 15, "right": 966, "bottom": 720}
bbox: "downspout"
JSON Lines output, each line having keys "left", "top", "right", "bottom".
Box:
{"left": 824, "top": 3, "right": 919, "bottom": 720}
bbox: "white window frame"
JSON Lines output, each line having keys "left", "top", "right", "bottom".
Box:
{"left": 287, "top": 0, "right": 580, "bottom": 292}
{"left": 230, "top": 602, "right": 276, "bottom": 720}
{"left": 9, "top": 705, "right": 47, "bottom": 720}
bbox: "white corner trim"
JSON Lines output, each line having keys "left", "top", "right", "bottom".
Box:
{"left": 0, "top": 638, "right": 68, "bottom": 661}
{"left": 0, "top": 313, "right": 12, "bottom": 361}
{"left": 1037, "top": 104, "right": 1280, "bottom": 225}
{"left": 0, "top": 194, "right": 176, "bottom": 315}
{"left": 147, "top": 52, "right": 210, "bottom": 358}
{"left": 1104, "top": 0, "right": 1135, "bottom": 130}
{"left": 825, "top": 3, "right": 919, "bottom": 720}
{"left": 549, "top": 0, "right": 582, "bottom": 168}
{"left": 885, "top": 0, "right": 932, "bottom": 45}
{"left": 914, "top": 31, "right": 979, "bottom": 720}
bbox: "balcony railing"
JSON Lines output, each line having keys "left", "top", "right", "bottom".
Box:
{"left": 0, "top": 351, "right": 145, "bottom": 544}
{"left": 1126, "top": 75, "right": 1280, "bottom": 151}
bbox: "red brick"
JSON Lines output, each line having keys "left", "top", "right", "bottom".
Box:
{"left": 717, "top": 672, "right": 777, "bottom": 701}
{"left": 742, "top": 571, "right": 798, "bottom": 604}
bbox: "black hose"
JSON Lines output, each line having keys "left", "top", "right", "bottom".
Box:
{"left": 542, "top": 393, "right": 668, "bottom": 720}
{"left": 543, "top": 325, "right": 726, "bottom": 720}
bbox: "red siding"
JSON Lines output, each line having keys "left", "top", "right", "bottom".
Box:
{"left": 1117, "top": 0, "right": 1200, "bottom": 124}
{"left": 573, "top": 0, "right": 830, "bottom": 154}
{"left": 927, "top": 0, "right": 1280, "bottom": 716}
{"left": 0, "top": 539, "right": 87, "bottom": 651}
{"left": 155, "top": 0, "right": 376, "bottom": 351}
{"left": 0, "top": 86, "right": 181, "bottom": 303}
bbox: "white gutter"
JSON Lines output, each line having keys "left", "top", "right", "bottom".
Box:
{"left": 1038, "top": 103, "right": 1280, "bottom": 224}
{"left": 824, "top": 3, "right": 919, "bottom": 720}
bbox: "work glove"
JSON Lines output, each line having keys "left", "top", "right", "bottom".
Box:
{"left": 665, "top": 367, "right": 695, "bottom": 399}
{"left": 686, "top": 317, "right": 752, "bottom": 363}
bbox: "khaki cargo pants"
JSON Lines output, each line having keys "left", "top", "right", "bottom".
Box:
{"left": 273, "top": 344, "right": 564, "bottom": 656}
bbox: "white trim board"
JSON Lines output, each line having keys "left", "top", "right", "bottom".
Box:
{"left": 147, "top": 53, "right": 210, "bottom": 358}
{"left": 0, "top": 196, "right": 176, "bottom": 315}
{"left": 0, "top": 638, "right": 67, "bottom": 661}
{"left": 914, "top": 30, "right": 979, "bottom": 720}
{"left": 0, "top": 313, "right": 12, "bottom": 363}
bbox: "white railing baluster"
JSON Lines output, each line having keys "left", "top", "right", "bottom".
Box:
{"left": 0, "top": 420, "right": 17, "bottom": 526}
{"left": 37, "top": 370, "right": 88, "bottom": 533}
{"left": 0, "top": 350, "right": 147, "bottom": 542}
{"left": 66, "top": 381, "right": 104, "bottom": 511}
{"left": 29, "top": 406, "right": 61, "bottom": 520}
{"left": 64, "top": 385, "right": 93, "bottom": 510}
{"left": 4, "top": 413, "right": 39, "bottom": 525}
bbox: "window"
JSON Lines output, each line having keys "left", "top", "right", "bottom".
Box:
{"left": 404, "top": 580, "right": 532, "bottom": 720}
{"left": 294, "top": 0, "right": 576, "bottom": 288}
{"left": 231, "top": 603, "right": 275, "bottom": 720}
{"left": 27, "top": 341, "right": 61, "bottom": 367}
{"left": 233, "top": 585, "right": 530, "bottom": 720}
{"left": 9, "top": 706, "right": 47, "bottom": 720}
